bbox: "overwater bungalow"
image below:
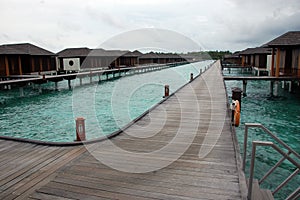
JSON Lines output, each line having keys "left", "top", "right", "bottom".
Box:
{"left": 263, "top": 31, "right": 300, "bottom": 77}
{"left": 57, "top": 47, "right": 91, "bottom": 71}
{"left": 57, "top": 48, "right": 140, "bottom": 71}
{"left": 222, "top": 52, "right": 242, "bottom": 66}
{"left": 139, "top": 52, "right": 185, "bottom": 65}
{"left": 239, "top": 47, "right": 271, "bottom": 69}
{"left": 0, "top": 43, "right": 55, "bottom": 76}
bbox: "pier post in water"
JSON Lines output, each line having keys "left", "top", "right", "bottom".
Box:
{"left": 38, "top": 85, "right": 42, "bottom": 94}
{"left": 270, "top": 81, "right": 274, "bottom": 96}
{"left": 75, "top": 117, "right": 86, "bottom": 141}
{"left": 55, "top": 82, "right": 58, "bottom": 91}
{"left": 274, "top": 81, "right": 279, "bottom": 97}
{"left": 242, "top": 80, "right": 247, "bottom": 97}
{"left": 288, "top": 81, "right": 292, "bottom": 92}
{"left": 164, "top": 85, "right": 169, "bottom": 98}
{"left": 19, "top": 87, "right": 24, "bottom": 97}
{"left": 68, "top": 80, "right": 72, "bottom": 90}
{"left": 90, "top": 71, "right": 93, "bottom": 83}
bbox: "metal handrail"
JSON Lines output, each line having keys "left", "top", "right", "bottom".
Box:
{"left": 243, "top": 123, "right": 300, "bottom": 200}
{"left": 248, "top": 141, "right": 300, "bottom": 200}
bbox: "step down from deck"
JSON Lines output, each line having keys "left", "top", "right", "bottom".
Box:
{"left": 247, "top": 179, "right": 274, "bottom": 200}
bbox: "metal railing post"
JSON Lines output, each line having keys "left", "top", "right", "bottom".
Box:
{"left": 248, "top": 141, "right": 257, "bottom": 200}
{"left": 243, "top": 124, "right": 249, "bottom": 171}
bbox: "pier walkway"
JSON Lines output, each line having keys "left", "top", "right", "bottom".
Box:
{"left": 0, "top": 61, "right": 246, "bottom": 199}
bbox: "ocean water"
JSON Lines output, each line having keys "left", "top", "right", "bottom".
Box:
{"left": 223, "top": 68, "right": 300, "bottom": 200}
{"left": 0, "top": 61, "right": 212, "bottom": 142}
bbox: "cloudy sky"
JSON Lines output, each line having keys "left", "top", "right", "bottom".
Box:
{"left": 0, "top": 0, "right": 299, "bottom": 53}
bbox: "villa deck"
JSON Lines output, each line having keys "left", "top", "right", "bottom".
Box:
{"left": 0, "top": 61, "right": 247, "bottom": 199}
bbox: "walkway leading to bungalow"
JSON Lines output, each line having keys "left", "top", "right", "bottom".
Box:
{"left": 0, "top": 61, "right": 246, "bottom": 200}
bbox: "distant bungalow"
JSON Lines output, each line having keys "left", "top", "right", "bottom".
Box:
{"left": 57, "top": 48, "right": 140, "bottom": 71}
{"left": 0, "top": 42, "right": 189, "bottom": 77}
{"left": 0, "top": 43, "right": 55, "bottom": 76}
{"left": 239, "top": 47, "right": 271, "bottom": 69}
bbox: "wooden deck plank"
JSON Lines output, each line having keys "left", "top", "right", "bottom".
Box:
{"left": 1, "top": 61, "right": 246, "bottom": 199}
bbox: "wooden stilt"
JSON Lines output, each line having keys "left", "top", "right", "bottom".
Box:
{"left": 243, "top": 80, "right": 247, "bottom": 97}
{"left": 19, "top": 87, "right": 24, "bottom": 97}
{"left": 274, "top": 81, "right": 279, "bottom": 97}
{"left": 270, "top": 81, "right": 274, "bottom": 96}
{"left": 68, "top": 80, "right": 71, "bottom": 90}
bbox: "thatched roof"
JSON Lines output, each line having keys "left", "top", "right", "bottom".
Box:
{"left": 239, "top": 47, "right": 271, "bottom": 55}
{"left": 0, "top": 43, "right": 54, "bottom": 55}
{"left": 57, "top": 47, "right": 91, "bottom": 57}
{"left": 263, "top": 31, "right": 300, "bottom": 47}
{"left": 58, "top": 48, "right": 136, "bottom": 58}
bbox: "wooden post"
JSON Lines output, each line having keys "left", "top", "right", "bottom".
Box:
{"left": 274, "top": 81, "right": 279, "bottom": 97}
{"left": 288, "top": 81, "right": 292, "bottom": 93}
{"left": 39, "top": 57, "right": 43, "bottom": 72}
{"left": 31, "top": 57, "right": 35, "bottom": 72}
{"left": 4, "top": 55, "right": 10, "bottom": 76}
{"left": 241, "top": 56, "right": 245, "bottom": 66}
{"left": 271, "top": 48, "right": 275, "bottom": 76}
{"left": 38, "top": 85, "right": 42, "bottom": 94}
{"left": 47, "top": 58, "right": 51, "bottom": 71}
{"left": 68, "top": 79, "right": 71, "bottom": 90}
{"left": 19, "top": 87, "right": 24, "bottom": 97}
{"left": 275, "top": 48, "right": 280, "bottom": 77}
{"left": 190, "top": 73, "right": 193, "bottom": 82}
{"left": 270, "top": 81, "right": 274, "bottom": 96}
{"left": 243, "top": 80, "right": 247, "bottom": 97}
{"left": 75, "top": 117, "right": 86, "bottom": 141}
{"left": 18, "top": 56, "right": 22, "bottom": 75}
{"left": 164, "top": 85, "right": 169, "bottom": 97}
{"left": 11, "top": 57, "right": 15, "bottom": 74}
{"left": 298, "top": 53, "right": 300, "bottom": 77}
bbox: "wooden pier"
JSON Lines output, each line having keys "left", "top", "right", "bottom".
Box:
{"left": 0, "top": 61, "right": 248, "bottom": 199}
{"left": 0, "top": 62, "right": 187, "bottom": 90}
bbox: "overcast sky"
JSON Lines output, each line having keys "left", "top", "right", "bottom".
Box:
{"left": 0, "top": 0, "right": 299, "bottom": 53}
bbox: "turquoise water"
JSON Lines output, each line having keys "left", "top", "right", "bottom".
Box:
{"left": 223, "top": 69, "right": 300, "bottom": 200}
{"left": 0, "top": 61, "right": 212, "bottom": 142}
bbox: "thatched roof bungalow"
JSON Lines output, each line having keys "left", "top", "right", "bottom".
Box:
{"left": 57, "top": 48, "right": 140, "bottom": 71}
{"left": 0, "top": 43, "right": 55, "bottom": 76}
{"left": 263, "top": 31, "right": 300, "bottom": 77}
{"left": 239, "top": 47, "right": 271, "bottom": 68}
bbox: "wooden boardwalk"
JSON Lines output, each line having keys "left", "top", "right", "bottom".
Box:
{"left": 0, "top": 61, "right": 247, "bottom": 199}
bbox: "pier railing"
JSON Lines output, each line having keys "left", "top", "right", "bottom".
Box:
{"left": 243, "top": 123, "right": 300, "bottom": 200}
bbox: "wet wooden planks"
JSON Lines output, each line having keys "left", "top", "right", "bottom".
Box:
{"left": 0, "top": 140, "right": 86, "bottom": 200}
{"left": 0, "top": 61, "right": 244, "bottom": 199}
{"left": 28, "top": 61, "right": 243, "bottom": 199}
